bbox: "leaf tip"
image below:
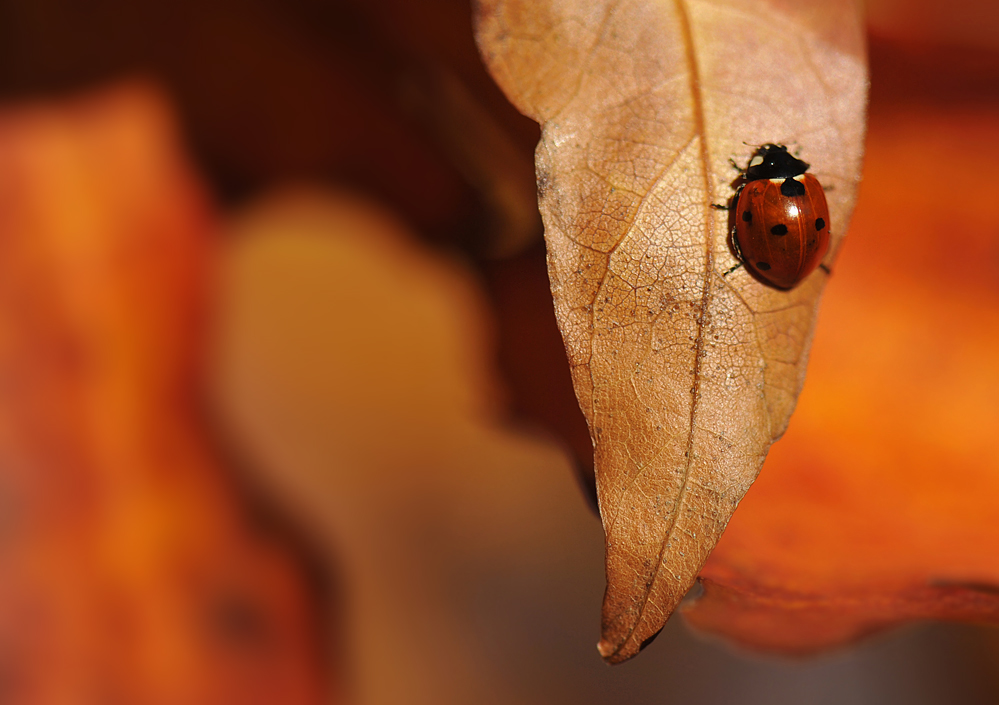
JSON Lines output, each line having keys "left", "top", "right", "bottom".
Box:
{"left": 596, "top": 635, "right": 639, "bottom": 665}
{"left": 596, "top": 637, "right": 623, "bottom": 664}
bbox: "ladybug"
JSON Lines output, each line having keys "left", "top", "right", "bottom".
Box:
{"left": 722, "top": 144, "right": 830, "bottom": 290}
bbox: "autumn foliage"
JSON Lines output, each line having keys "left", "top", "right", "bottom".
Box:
{"left": 2, "top": 0, "right": 999, "bottom": 698}
{"left": 0, "top": 85, "right": 324, "bottom": 703}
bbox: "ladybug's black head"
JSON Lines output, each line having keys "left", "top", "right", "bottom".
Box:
{"left": 743, "top": 144, "right": 810, "bottom": 182}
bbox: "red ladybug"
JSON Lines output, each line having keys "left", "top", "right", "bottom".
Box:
{"left": 725, "top": 144, "right": 830, "bottom": 290}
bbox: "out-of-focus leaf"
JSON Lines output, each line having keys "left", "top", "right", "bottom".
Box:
{"left": 687, "top": 105, "right": 999, "bottom": 652}
{"left": 0, "top": 84, "right": 325, "bottom": 702}
{"left": 0, "top": 0, "right": 546, "bottom": 255}
{"left": 475, "top": 0, "right": 866, "bottom": 662}
{"left": 213, "top": 188, "right": 589, "bottom": 705}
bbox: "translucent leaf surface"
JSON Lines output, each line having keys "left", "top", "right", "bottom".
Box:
{"left": 475, "top": 0, "right": 866, "bottom": 662}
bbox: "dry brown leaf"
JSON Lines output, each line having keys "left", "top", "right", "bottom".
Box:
{"left": 475, "top": 0, "right": 866, "bottom": 662}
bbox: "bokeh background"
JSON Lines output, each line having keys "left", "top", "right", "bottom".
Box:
{"left": 1, "top": 0, "right": 998, "bottom": 703}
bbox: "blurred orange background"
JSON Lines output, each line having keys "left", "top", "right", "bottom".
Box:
{"left": 1, "top": 0, "right": 999, "bottom": 703}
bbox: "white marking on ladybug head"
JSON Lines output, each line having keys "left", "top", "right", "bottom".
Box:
{"left": 749, "top": 155, "right": 764, "bottom": 167}
{"left": 794, "top": 175, "right": 805, "bottom": 181}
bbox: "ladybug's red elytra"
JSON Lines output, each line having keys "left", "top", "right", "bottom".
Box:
{"left": 725, "top": 144, "right": 830, "bottom": 290}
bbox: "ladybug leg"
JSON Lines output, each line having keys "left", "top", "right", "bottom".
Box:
{"left": 819, "top": 263, "right": 832, "bottom": 275}
{"left": 713, "top": 183, "right": 743, "bottom": 211}
{"left": 728, "top": 158, "right": 743, "bottom": 173}
{"left": 723, "top": 262, "right": 743, "bottom": 277}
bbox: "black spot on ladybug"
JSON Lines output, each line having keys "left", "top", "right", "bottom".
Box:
{"left": 755, "top": 261, "right": 771, "bottom": 270}
{"left": 742, "top": 210, "right": 753, "bottom": 223}
{"left": 780, "top": 177, "right": 806, "bottom": 197}
{"left": 770, "top": 224, "right": 788, "bottom": 236}
{"left": 815, "top": 217, "right": 825, "bottom": 230}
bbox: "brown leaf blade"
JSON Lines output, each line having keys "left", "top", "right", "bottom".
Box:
{"left": 476, "top": 0, "right": 866, "bottom": 662}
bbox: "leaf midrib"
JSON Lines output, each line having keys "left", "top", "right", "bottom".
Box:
{"left": 603, "top": 0, "right": 716, "bottom": 661}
